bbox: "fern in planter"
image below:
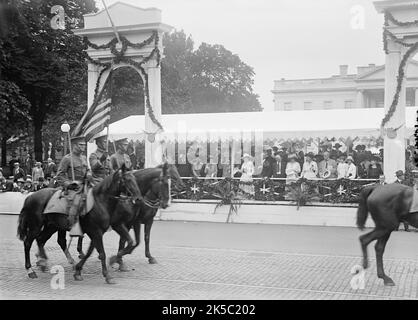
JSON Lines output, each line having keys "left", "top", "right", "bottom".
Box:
{"left": 212, "top": 178, "right": 245, "bottom": 223}
{"left": 287, "top": 180, "right": 318, "bottom": 210}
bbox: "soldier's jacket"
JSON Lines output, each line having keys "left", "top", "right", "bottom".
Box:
{"left": 89, "top": 147, "right": 110, "bottom": 184}
{"left": 109, "top": 151, "right": 132, "bottom": 173}
{"left": 56, "top": 153, "right": 89, "bottom": 187}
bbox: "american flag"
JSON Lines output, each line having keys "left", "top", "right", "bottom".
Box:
{"left": 72, "top": 73, "right": 112, "bottom": 142}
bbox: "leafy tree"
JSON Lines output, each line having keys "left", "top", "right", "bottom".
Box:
{"left": 0, "top": 0, "right": 97, "bottom": 161}
{"left": 0, "top": 80, "right": 31, "bottom": 166}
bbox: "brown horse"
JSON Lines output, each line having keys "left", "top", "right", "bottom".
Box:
{"left": 17, "top": 166, "right": 142, "bottom": 284}
{"left": 356, "top": 183, "right": 418, "bottom": 286}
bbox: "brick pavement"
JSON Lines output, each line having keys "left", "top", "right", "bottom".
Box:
{"left": 1, "top": 234, "right": 418, "bottom": 300}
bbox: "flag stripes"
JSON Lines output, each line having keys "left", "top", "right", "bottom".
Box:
{"left": 72, "top": 72, "right": 113, "bottom": 142}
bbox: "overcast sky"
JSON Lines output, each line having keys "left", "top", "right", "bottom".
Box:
{"left": 98, "top": 0, "right": 388, "bottom": 111}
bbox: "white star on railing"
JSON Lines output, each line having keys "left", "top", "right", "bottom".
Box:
{"left": 337, "top": 185, "right": 346, "bottom": 195}
{"left": 191, "top": 184, "right": 200, "bottom": 194}
{"left": 260, "top": 183, "right": 270, "bottom": 194}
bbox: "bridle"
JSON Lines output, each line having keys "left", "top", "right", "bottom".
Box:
{"left": 142, "top": 171, "right": 171, "bottom": 209}
{"left": 111, "top": 170, "right": 138, "bottom": 203}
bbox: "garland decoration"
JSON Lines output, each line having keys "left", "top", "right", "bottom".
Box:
{"left": 83, "top": 30, "right": 163, "bottom": 131}
{"left": 380, "top": 11, "right": 418, "bottom": 132}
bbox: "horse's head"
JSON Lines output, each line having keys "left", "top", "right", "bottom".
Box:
{"left": 145, "top": 162, "right": 171, "bottom": 209}
{"left": 114, "top": 164, "right": 142, "bottom": 203}
{"left": 166, "top": 163, "right": 185, "bottom": 190}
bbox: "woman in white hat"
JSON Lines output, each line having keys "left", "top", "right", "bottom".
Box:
{"left": 238, "top": 153, "right": 255, "bottom": 195}
{"left": 345, "top": 156, "right": 357, "bottom": 180}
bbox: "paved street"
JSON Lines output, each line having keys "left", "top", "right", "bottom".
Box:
{"left": 1, "top": 214, "right": 418, "bottom": 300}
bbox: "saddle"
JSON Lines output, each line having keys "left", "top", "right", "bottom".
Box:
{"left": 43, "top": 186, "right": 94, "bottom": 229}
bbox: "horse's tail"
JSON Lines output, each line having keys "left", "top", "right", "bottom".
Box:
{"left": 356, "top": 185, "right": 377, "bottom": 230}
{"left": 17, "top": 204, "right": 29, "bottom": 241}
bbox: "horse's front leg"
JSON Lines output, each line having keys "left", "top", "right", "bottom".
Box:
{"left": 74, "top": 239, "right": 94, "bottom": 281}
{"left": 109, "top": 223, "right": 138, "bottom": 269}
{"left": 57, "top": 229, "right": 75, "bottom": 265}
{"left": 144, "top": 220, "right": 157, "bottom": 264}
{"left": 375, "top": 232, "right": 395, "bottom": 286}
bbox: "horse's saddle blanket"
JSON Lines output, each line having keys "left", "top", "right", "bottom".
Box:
{"left": 43, "top": 188, "right": 94, "bottom": 215}
{"left": 410, "top": 189, "right": 418, "bottom": 213}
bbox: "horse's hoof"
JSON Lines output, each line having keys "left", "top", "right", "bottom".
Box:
{"left": 384, "top": 278, "right": 395, "bottom": 286}
{"left": 28, "top": 271, "right": 38, "bottom": 279}
{"left": 105, "top": 276, "right": 116, "bottom": 285}
{"left": 109, "top": 255, "right": 119, "bottom": 266}
{"left": 67, "top": 258, "right": 75, "bottom": 265}
{"left": 74, "top": 274, "right": 83, "bottom": 281}
{"left": 118, "top": 263, "right": 130, "bottom": 272}
{"left": 39, "top": 265, "right": 47, "bottom": 272}
{"left": 78, "top": 254, "right": 85, "bottom": 259}
{"left": 148, "top": 257, "right": 158, "bottom": 264}
{"left": 362, "top": 261, "right": 368, "bottom": 269}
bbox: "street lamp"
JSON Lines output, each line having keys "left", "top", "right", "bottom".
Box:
{"left": 60, "top": 122, "right": 75, "bottom": 181}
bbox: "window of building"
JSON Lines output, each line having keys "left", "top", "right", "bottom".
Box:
{"left": 284, "top": 102, "right": 292, "bottom": 111}
{"left": 344, "top": 100, "right": 353, "bottom": 109}
{"left": 303, "top": 101, "right": 312, "bottom": 110}
{"left": 377, "top": 101, "right": 384, "bottom": 108}
{"left": 323, "top": 101, "right": 332, "bottom": 109}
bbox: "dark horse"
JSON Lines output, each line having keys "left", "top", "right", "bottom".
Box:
{"left": 108, "top": 164, "right": 184, "bottom": 270}
{"left": 77, "top": 163, "right": 183, "bottom": 270}
{"left": 17, "top": 165, "right": 142, "bottom": 284}
{"left": 356, "top": 183, "right": 418, "bottom": 286}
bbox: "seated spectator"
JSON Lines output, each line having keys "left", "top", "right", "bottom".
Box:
{"left": 318, "top": 151, "right": 337, "bottom": 179}
{"left": 367, "top": 156, "right": 383, "bottom": 179}
{"left": 301, "top": 152, "right": 318, "bottom": 179}
{"left": 22, "top": 177, "right": 33, "bottom": 193}
{"left": 330, "top": 143, "right": 343, "bottom": 159}
{"left": 345, "top": 156, "right": 357, "bottom": 179}
{"left": 190, "top": 155, "right": 204, "bottom": 178}
{"left": 378, "top": 174, "right": 387, "bottom": 185}
{"left": 337, "top": 154, "right": 348, "bottom": 179}
{"left": 394, "top": 170, "right": 406, "bottom": 184}
{"left": 261, "top": 148, "right": 277, "bottom": 178}
{"left": 13, "top": 178, "right": 25, "bottom": 192}
{"left": 205, "top": 155, "right": 218, "bottom": 178}
{"left": 13, "top": 162, "right": 25, "bottom": 182}
{"left": 285, "top": 154, "right": 301, "bottom": 184}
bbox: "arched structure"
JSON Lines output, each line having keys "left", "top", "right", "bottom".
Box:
{"left": 374, "top": 0, "right": 418, "bottom": 182}
{"left": 73, "top": 2, "right": 172, "bottom": 167}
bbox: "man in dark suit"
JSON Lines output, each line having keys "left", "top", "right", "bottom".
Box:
{"left": 261, "top": 148, "right": 277, "bottom": 178}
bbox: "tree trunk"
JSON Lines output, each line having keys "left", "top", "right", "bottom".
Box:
{"left": 1, "top": 136, "right": 8, "bottom": 167}
{"left": 33, "top": 118, "right": 43, "bottom": 162}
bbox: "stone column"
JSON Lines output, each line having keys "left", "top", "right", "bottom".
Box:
{"left": 383, "top": 42, "right": 406, "bottom": 182}
{"left": 144, "top": 60, "right": 163, "bottom": 168}
{"left": 414, "top": 88, "right": 418, "bottom": 106}
{"left": 356, "top": 90, "right": 364, "bottom": 108}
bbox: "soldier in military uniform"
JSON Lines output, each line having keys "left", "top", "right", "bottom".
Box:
{"left": 55, "top": 136, "right": 91, "bottom": 237}
{"left": 89, "top": 134, "right": 110, "bottom": 185}
{"left": 109, "top": 138, "right": 132, "bottom": 173}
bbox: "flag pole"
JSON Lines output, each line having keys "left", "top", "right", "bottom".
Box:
{"left": 101, "top": 0, "right": 121, "bottom": 45}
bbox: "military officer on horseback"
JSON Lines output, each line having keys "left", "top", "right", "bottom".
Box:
{"left": 54, "top": 135, "right": 91, "bottom": 237}
{"left": 110, "top": 138, "right": 132, "bottom": 172}
{"left": 89, "top": 134, "right": 110, "bottom": 185}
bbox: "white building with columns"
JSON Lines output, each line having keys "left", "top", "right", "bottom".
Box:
{"left": 272, "top": 62, "right": 418, "bottom": 111}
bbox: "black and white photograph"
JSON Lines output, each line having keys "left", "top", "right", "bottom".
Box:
{"left": 1, "top": 0, "right": 418, "bottom": 303}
